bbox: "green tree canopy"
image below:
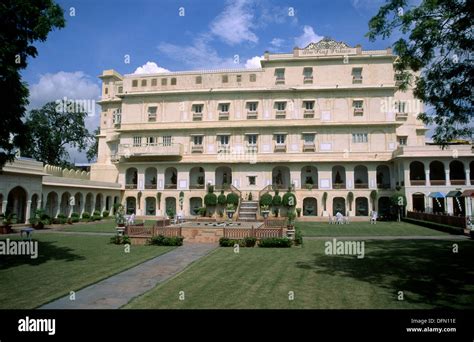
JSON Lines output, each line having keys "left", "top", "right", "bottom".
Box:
{"left": 86, "top": 127, "right": 100, "bottom": 162}
{"left": 24, "top": 101, "right": 90, "bottom": 167}
{"left": 367, "top": 0, "right": 473, "bottom": 144}
{"left": 0, "top": 0, "right": 65, "bottom": 168}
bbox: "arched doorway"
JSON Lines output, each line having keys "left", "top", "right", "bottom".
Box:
{"left": 145, "top": 197, "right": 156, "bottom": 215}
{"left": 412, "top": 193, "right": 425, "bottom": 212}
{"left": 165, "top": 197, "right": 177, "bottom": 217}
{"left": 190, "top": 197, "right": 203, "bottom": 215}
{"left": 60, "top": 192, "right": 71, "bottom": 216}
{"left": 84, "top": 193, "right": 93, "bottom": 214}
{"left": 272, "top": 166, "right": 290, "bottom": 190}
{"left": 332, "top": 197, "right": 346, "bottom": 216}
{"left": 6, "top": 186, "right": 27, "bottom": 223}
{"left": 354, "top": 165, "right": 368, "bottom": 189}
{"left": 45, "top": 192, "right": 59, "bottom": 218}
{"left": 376, "top": 165, "right": 390, "bottom": 189}
{"left": 355, "top": 197, "right": 369, "bottom": 216}
{"left": 126, "top": 197, "right": 136, "bottom": 214}
{"left": 190, "top": 167, "right": 205, "bottom": 189}
{"left": 378, "top": 197, "right": 391, "bottom": 219}
{"left": 450, "top": 160, "right": 465, "bottom": 185}
{"left": 410, "top": 161, "right": 425, "bottom": 185}
{"left": 95, "top": 193, "right": 103, "bottom": 213}
{"left": 145, "top": 167, "right": 157, "bottom": 189}
{"left": 303, "top": 197, "right": 317, "bottom": 216}
{"left": 215, "top": 166, "right": 232, "bottom": 190}
{"left": 332, "top": 166, "right": 346, "bottom": 189}
{"left": 429, "top": 161, "right": 445, "bottom": 185}
{"left": 301, "top": 166, "right": 318, "bottom": 189}
{"left": 126, "top": 168, "right": 138, "bottom": 189}
{"left": 165, "top": 167, "right": 178, "bottom": 189}
{"left": 30, "top": 194, "right": 39, "bottom": 219}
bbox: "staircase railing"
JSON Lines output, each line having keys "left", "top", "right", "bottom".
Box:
{"left": 258, "top": 185, "right": 273, "bottom": 201}
{"left": 230, "top": 184, "right": 242, "bottom": 219}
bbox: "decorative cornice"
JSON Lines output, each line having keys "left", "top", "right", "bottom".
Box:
{"left": 304, "top": 37, "right": 352, "bottom": 50}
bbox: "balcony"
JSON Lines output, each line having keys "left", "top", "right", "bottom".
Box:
{"left": 274, "top": 144, "right": 286, "bottom": 153}
{"left": 377, "top": 183, "right": 391, "bottom": 189}
{"left": 410, "top": 180, "right": 426, "bottom": 186}
{"left": 333, "top": 183, "right": 346, "bottom": 189}
{"left": 430, "top": 180, "right": 446, "bottom": 186}
{"left": 118, "top": 143, "right": 183, "bottom": 160}
{"left": 193, "top": 113, "right": 203, "bottom": 121}
{"left": 303, "top": 110, "right": 314, "bottom": 118}
{"left": 145, "top": 184, "right": 157, "bottom": 189}
{"left": 246, "top": 145, "right": 258, "bottom": 153}
{"left": 148, "top": 115, "right": 157, "bottom": 122}
{"left": 275, "top": 110, "right": 286, "bottom": 119}
{"left": 354, "top": 183, "right": 369, "bottom": 189}
{"left": 189, "top": 184, "right": 205, "bottom": 189}
{"left": 303, "top": 76, "right": 313, "bottom": 84}
{"left": 451, "top": 179, "right": 466, "bottom": 185}
{"left": 303, "top": 143, "right": 316, "bottom": 152}
{"left": 125, "top": 184, "right": 137, "bottom": 189}
{"left": 217, "top": 145, "right": 230, "bottom": 154}
{"left": 219, "top": 112, "right": 229, "bottom": 120}
{"left": 191, "top": 145, "right": 203, "bottom": 153}
{"left": 165, "top": 183, "right": 177, "bottom": 189}
{"left": 396, "top": 112, "right": 408, "bottom": 120}
{"left": 247, "top": 111, "right": 258, "bottom": 119}
{"left": 275, "top": 77, "right": 285, "bottom": 85}
{"left": 353, "top": 108, "right": 364, "bottom": 116}
{"left": 352, "top": 76, "right": 363, "bottom": 84}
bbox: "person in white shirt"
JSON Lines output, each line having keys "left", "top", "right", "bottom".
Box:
{"left": 370, "top": 211, "right": 377, "bottom": 224}
{"left": 335, "top": 211, "right": 343, "bottom": 224}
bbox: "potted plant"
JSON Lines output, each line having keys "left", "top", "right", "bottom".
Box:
{"left": 260, "top": 205, "right": 270, "bottom": 218}
{"left": 115, "top": 205, "right": 126, "bottom": 227}
{"left": 296, "top": 208, "right": 301, "bottom": 217}
{"left": 0, "top": 213, "right": 16, "bottom": 234}
{"left": 29, "top": 209, "right": 50, "bottom": 229}
{"left": 287, "top": 209, "right": 296, "bottom": 229}
{"left": 226, "top": 203, "right": 236, "bottom": 219}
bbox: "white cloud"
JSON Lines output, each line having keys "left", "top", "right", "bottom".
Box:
{"left": 270, "top": 38, "right": 285, "bottom": 48}
{"left": 133, "top": 61, "right": 170, "bottom": 74}
{"left": 294, "top": 25, "right": 323, "bottom": 48}
{"left": 210, "top": 0, "right": 258, "bottom": 45}
{"left": 245, "top": 55, "right": 264, "bottom": 69}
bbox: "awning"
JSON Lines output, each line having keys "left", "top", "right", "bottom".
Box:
{"left": 446, "top": 191, "right": 462, "bottom": 197}
{"left": 428, "top": 192, "right": 446, "bottom": 198}
{"left": 461, "top": 189, "right": 474, "bottom": 197}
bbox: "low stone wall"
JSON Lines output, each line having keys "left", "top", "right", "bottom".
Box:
{"left": 407, "top": 211, "right": 466, "bottom": 228}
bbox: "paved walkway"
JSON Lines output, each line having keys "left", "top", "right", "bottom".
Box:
{"left": 304, "top": 235, "right": 470, "bottom": 241}
{"left": 40, "top": 242, "right": 217, "bottom": 309}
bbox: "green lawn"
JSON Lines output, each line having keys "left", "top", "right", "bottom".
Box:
{"left": 296, "top": 221, "right": 447, "bottom": 237}
{"left": 125, "top": 239, "right": 474, "bottom": 309}
{"left": 0, "top": 234, "right": 173, "bottom": 309}
{"left": 60, "top": 219, "right": 157, "bottom": 233}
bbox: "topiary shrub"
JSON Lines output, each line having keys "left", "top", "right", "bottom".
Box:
{"left": 217, "top": 191, "right": 227, "bottom": 205}
{"left": 226, "top": 192, "right": 239, "bottom": 206}
{"left": 70, "top": 212, "right": 80, "bottom": 223}
{"left": 102, "top": 210, "right": 109, "bottom": 218}
{"left": 149, "top": 235, "right": 184, "bottom": 246}
{"left": 92, "top": 210, "right": 102, "bottom": 221}
{"left": 282, "top": 192, "right": 297, "bottom": 208}
{"left": 57, "top": 214, "right": 68, "bottom": 225}
{"left": 260, "top": 193, "right": 273, "bottom": 207}
{"left": 258, "top": 237, "right": 292, "bottom": 248}
{"left": 81, "top": 212, "right": 91, "bottom": 221}
{"left": 243, "top": 236, "right": 257, "bottom": 247}
{"left": 110, "top": 234, "right": 131, "bottom": 245}
{"left": 272, "top": 192, "right": 282, "bottom": 206}
{"left": 204, "top": 192, "right": 218, "bottom": 207}
{"left": 219, "top": 237, "right": 245, "bottom": 247}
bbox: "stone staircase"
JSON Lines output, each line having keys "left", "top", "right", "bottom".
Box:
{"left": 238, "top": 201, "right": 258, "bottom": 221}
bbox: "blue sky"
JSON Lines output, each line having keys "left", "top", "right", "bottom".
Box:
{"left": 22, "top": 0, "right": 394, "bottom": 162}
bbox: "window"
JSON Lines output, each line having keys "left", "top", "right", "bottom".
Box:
{"left": 303, "top": 134, "right": 315, "bottom": 144}
{"left": 353, "top": 100, "right": 364, "bottom": 115}
{"left": 352, "top": 133, "right": 368, "bottom": 143}
{"left": 132, "top": 80, "right": 138, "bottom": 87}
{"left": 352, "top": 68, "right": 363, "bottom": 83}
{"left": 147, "top": 106, "right": 157, "bottom": 122}
{"left": 219, "top": 135, "right": 229, "bottom": 145}
{"left": 303, "top": 67, "right": 313, "bottom": 82}
{"left": 146, "top": 136, "right": 157, "bottom": 145}
{"left": 222, "top": 75, "right": 228, "bottom": 83}
{"left": 104, "top": 87, "right": 108, "bottom": 95}
{"left": 395, "top": 101, "right": 406, "bottom": 113}
{"left": 193, "top": 104, "right": 203, "bottom": 113}
{"left": 151, "top": 79, "right": 157, "bottom": 86}
{"left": 398, "top": 136, "right": 407, "bottom": 146}
{"left": 133, "top": 136, "right": 142, "bottom": 147}
{"left": 219, "top": 103, "right": 229, "bottom": 112}
{"left": 113, "top": 109, "right": 121, "bottom": 125}
{"left": 247, "top": 102, "right": 258, "bottom": 112}
{"left": 275, "top": 68, "right": 285, "bottom": 83}
{"left": 141, "top": 79, "right": 147, "bottom": 87}
{"left": 236, "top": 75, "right": 242, "bottom": 82}
{"left": 247, "top": 135, "right": 257, "bottom": 145}
{"left": 161, "top": 78, "right": 167, "bottom": 86}
{"left": 276, "top": 102, "right": 286, "bottom": 111}
{"left": 249, "top": 74, "right": 256, "bottom": 82}
{"left": 170, "top": 78, "right": 177, "bottom": 85}
{"left": 303, "top": 101, "right": 314, "bottom": 110}
{"left": 118, "top": 86, "right": 123, "bottom": 93}
{"left": 162, "top": 136, "right": 172, "bottom": 146}
{"left": 196, "top": 76, "right": 202, "bottom": 84}
{"left": 275, "top": 134, "right": 286, "bottom": 144}
{"left": 248, "top": 176, "right": 256, "bottom": 186}
{"left": 193, "top": 136, "right": 203, "bottom": 145}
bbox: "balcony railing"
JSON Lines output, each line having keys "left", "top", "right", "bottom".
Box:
{"left": 193, "top": 113, "right": 203, "bottom": 121}
{"left": 303, "top": 76, "right": 313, "bottom": 83}
{"left": 275, "top": 77, "right": 285, "bottom": 84}
{"left": 333, "top": 183, "right": 346, "bottom": 189}
{"left": 430, "top": 180, "right": 446, "bottom": 186}
{"left": 303, "top": 183, "right": 318, "bottom": 189}
{"left": 274, "top": 144, "right": 286, "bottom": 152}
{"left": 165, "top": 183, "right": 177, "bottom": 189}
{"left": 353, "top": 108, "right": 364, "bottom": 116}
{"left": 303, "top": 110, "right": 314, "bottom": 118}
{"left": 247, "top": 111, "right": 258, "bottom": 119}
{"left": 118, "top": 143, "right": 183, "bottom": 159}
{"left": 275, "top": 110, "right": 286, "bottom": 119}
{"left": 377, "top": 183, "right": 391, "bottom": 189}
{"left": 217, "top": 145, "right": 230, "bottom": 154}
{"left": 189, "top": 184, "right": 205, "bottom": 189}
{"left": 410, "top": 179, "right": 426, "bottom": 186}
{"left": 352, "top": 76, "right": 363, "bottom": 84}
{"left": 303, "top": 143, "right": 316, "bottom": 152}
{"left": 396, "top": 112, "right": 408, "bottom": 120}
{"left": 451, "top": 179, "right": 466, "bottom": 185}
{"left": 219, "top": 112, "right": 229, "bottom": 120}
{"left": 145, "top": 184, "right": 157, "bottom": 189}
{"left": 125, "top": 184, "right": 137, "bottom": 189}
{"left": 246, "top": 145, "right": 258, "bottom": 153}
{"left": 191, "top": 145, "right": 203, "bottom": 153}
{"left": 354, "top": 183, "right": 369, "bottom": 189}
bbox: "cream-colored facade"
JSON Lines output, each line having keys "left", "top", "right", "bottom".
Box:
{"left": 89, "top": 39, "right": 474, "bottom": 218}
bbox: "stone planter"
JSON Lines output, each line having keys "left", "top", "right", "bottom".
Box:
{"left": 261, "top": 211, "right": 270, "bottom": 219}
{"left": 227, "top": 211, "right": 235, "bottom": 219}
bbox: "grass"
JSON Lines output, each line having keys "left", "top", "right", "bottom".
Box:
{"left": 59, "top": 219, "right": 157, "bottom": 233}
{"left": 0, "top": 234, "right": 174, "bottom": 309}
{"left": 125, "top": 239, "right": 474, "bottom": 309}
{"left": 296, "top": 221, "right": 447, "bottom": 237}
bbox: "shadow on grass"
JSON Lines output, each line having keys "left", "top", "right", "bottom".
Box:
{"left": 296, "top": 240, "right": 474, "bottom": 308}
{"left": 0, "top": 239, "right": 85, "bottom": 270}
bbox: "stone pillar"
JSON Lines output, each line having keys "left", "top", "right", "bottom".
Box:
{"left": 91, "top": 196, "right": 96, "bottom": 216}
{"left": 368, "top": 165, "right": 377, "bottom": 189}
{"left": 446, "top": 197, "right": 453, "bottom": 215}
{"left": 68, "top": 196, "right": 74, "bottom": 218}
{"left": 465, "top": 168, "right": 471, "bottom": 186}
{"left": 346, "top": 168, "right": 354, "bottom": 190}
{"left": 101, "top": 197, "right": 106, "bottom": 215}
{"left": 79, "top": 196, "right": 85, "bottom": 218}
{"left": 445, "top": 169, "right": 451, "bottom": 186}
{"left": 25, "top": 200, "right": 32, "bottom": 224}
{"left": 1, "top": 200, "right": 7, "bottom": 214}
{"left": 425, "top": 169, "right": 430, "bottom": 186}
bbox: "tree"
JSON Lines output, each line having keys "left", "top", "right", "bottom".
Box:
{"left": 347, "top": 192, "right": 354, "bottom": 211}
{"left": 86, "top": 127, "right": 100, "bottom": 162}
{"left": 23, "top": 101, "right": 90, "bottom": 167}
{"left": 367, "top": 0, "right": 473, "bottom": 144}
{"left": 0, "top": 0, "right": 65, "bottom": 168}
